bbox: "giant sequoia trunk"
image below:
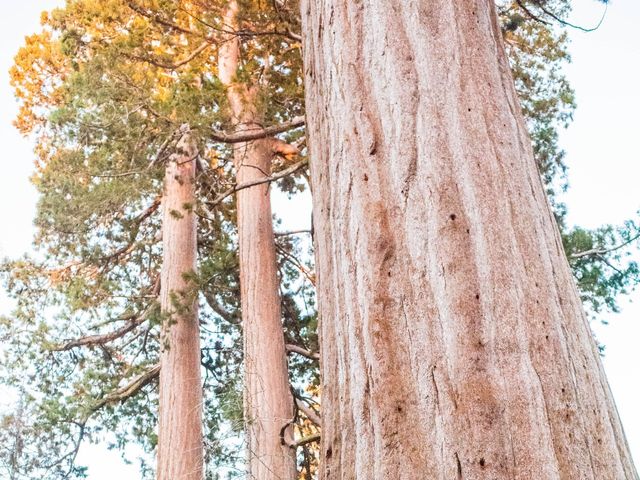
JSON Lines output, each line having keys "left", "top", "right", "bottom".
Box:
{"left": 301, "top": 1, "right": 638, "bottom": 479}
{"left": 157, "top": 129, "right": 203, "bottom": 480}
{"left": 218, "top": 2, "right": 297, "bottom": 478}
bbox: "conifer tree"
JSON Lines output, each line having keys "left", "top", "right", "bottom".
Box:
{"left": 1, "top": 1, "right": 315, "bottom": 477}
{"left": 1, "top": 1, "right": 638, "bottom": 479}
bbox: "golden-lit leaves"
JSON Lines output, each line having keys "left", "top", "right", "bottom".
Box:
{"left": 11, "top": 30, "right": 70, "bottom": 135}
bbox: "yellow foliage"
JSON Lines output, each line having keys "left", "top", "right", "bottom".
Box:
{"left": 11, "top": 30, "right": 70, "bottom": 136}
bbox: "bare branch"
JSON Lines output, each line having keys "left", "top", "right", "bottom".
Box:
{"left": 203, "top": 291, "right": 238, "bottom": 324}
{"left": 168, "top": 42, "right": 212, "bottom": 68}
{"left": 291, "top": 433, "right": 320, "bottom": 448}
{"left": 295, "top": 399, "right": 321, "bottom": 426}
{"left": 570, "top": 232, "right": 640, "bottom": 260}
{"left": 286, "top": 344, "right": 319, "bottom": 361}
{"left": 210, "top": 116, "right": 305, "bottom": 144}
{"left": 93, "top": 170, "right": 145, "bottom": 179}
{"left": 285, "top": 28, "right": 302, "bottom": 42}
{"left": 204, "top": 158, "right": 308, "bottom": 210}
{"left": 275, "top": 229, "right": 311, "bottom": 237}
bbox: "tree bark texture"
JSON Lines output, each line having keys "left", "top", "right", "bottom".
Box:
{"left": 219, "top": 3, "right": 297, "bottom": 478}
{"left": 157, "top": 129, "right": 203, "bottom": 480}
{"left": 301, "top": 1, "right": 638, "bottom": 479}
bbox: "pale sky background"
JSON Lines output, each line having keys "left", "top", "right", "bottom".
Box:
{"left": 0, "top": 1, "right": 638, "bottom": 478}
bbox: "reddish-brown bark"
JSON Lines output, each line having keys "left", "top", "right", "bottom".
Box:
{"left": 301, "top": 0, "right": 638, "bottom": 478}
{"left": 218, "top": 2, "right": 297, "bottom": 478}
{"left": 157, "top": 129, "right": 203, "bottom": 480}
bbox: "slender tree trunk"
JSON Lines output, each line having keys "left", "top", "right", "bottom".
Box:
{"left": 219, "top": 3, "right": 297, "bottom": 478}
{"left": 157, "top": 128, "right": 203, "bottom": 480}
{"left": 301, "top": 1, "right": 638, "bottom": 479}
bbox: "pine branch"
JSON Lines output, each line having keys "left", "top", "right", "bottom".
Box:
{"left": 515, "top": 0, "right": 550, "bottom": 25}
{"left": 126, "top": 1, "right": 199, "bottom": 36}
{"left": 89, "top": 364, "right": 161, "bottom": 414}
{"left": 51, "top": 302, "right": 156, "bottom": 351}
{"left": 176, "top": 5, "right": 301, "bottom": 42}
{"left": 51, "top": 319, "right": 144, "bottom": 351}
{"left": 124, "top": 42, "right": 211, "bottom": 70}
{"left": 46, "top": 364, "right": 160, "bottom": 475}
{"left": 41, "top": 423, "right": 86, "bottom": 479}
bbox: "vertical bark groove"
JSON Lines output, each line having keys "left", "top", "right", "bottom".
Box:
{"left": 157, "top": 129, "right": 203, "bottom": 480}
{"left": 302, "top": 0, "right": 638, "bottom": 478}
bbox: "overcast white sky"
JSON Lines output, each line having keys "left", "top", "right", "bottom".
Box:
{"left": 0, "top": 1, "right": 638, "bottom": 478}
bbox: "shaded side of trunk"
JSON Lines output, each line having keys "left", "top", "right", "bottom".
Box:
{"left": 157, "top": 129, "right": 203, "bottom": 480}
{"left": 219, "top": 3, "right": 297, "bottom": 478}
{"left": 301, "top": 1, "right": 637, "bottom": 479}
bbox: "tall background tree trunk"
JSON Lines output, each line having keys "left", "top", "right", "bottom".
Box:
{"left": 219, "top": 3, "right": 297, "bottom": 478}
{"left": 301, "top": 1, "right": 638, "bottom": 479}
{"left": 157, "top": 129, "right": 203, "bottom": 480}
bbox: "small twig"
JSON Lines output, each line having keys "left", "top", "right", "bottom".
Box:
{"left": 277, "top": 243, "right": 316, "bottom": 286}
{"left": 516, "top": 0, "right": 608, "bottom": 32}
{"left": 596, "top": 254, "right": 625, "bottom": 276}
{"left": 515, "top": 0, "right": 550, "bottom": 25}
{"left": 532, "top": 0, "right": 608, "bottom": 32}
{"left": 93, "top": 170, "right": 144, "bottom": 178}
